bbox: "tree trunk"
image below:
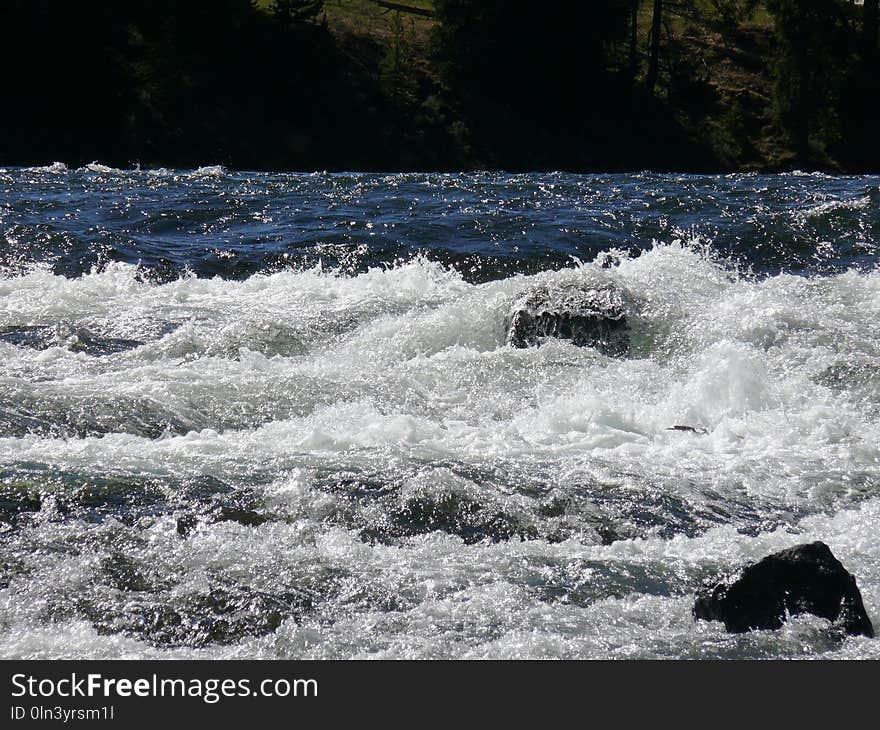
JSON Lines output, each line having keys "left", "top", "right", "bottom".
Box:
{"left": 629, "top": 0, "right": 639, "bottom": 78}
{"left": 864, "top": 0, "right": 879, "bottom": 64}
{"left": 645, "top": 0, "right": 662, "bottom": 95}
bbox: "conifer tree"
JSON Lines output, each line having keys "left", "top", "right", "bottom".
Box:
{"left": 865, "top": 0, "right": 879, "bottom": 63}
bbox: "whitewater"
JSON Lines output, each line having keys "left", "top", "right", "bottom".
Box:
{"left": 1, "top": 165, "right": 878, "bottom": 659}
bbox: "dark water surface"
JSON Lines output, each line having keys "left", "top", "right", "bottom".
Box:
{"left": 3, "top": 164, "right": 878, "bottom": 281}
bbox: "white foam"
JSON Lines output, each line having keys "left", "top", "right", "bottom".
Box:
{"left": 801, "top": 195, "right": 872, "bottom": 220}
{"left": 2, "top": 242, "right": 879, "bottom": 658}
{"left": 23, "top": 162, "right": 68, "bottom": 174}
{"left": 190, "top": 165, "right": 227, "bottom": 177}
{"left": 1, "top": 246, "right": 878, "bottom": 477}
{"left": 79, "top": 162, "right": 118, "bottom": 174}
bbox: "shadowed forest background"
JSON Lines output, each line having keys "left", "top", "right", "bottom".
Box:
{"left": 1, "top": 0, "right": 877, "bottom": 172}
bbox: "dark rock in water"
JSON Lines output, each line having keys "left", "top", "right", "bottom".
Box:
{"left": 0, "top": 324, "right": 143, "bottom": 356}
{"left": 99, "top": 553, "right": 155, "bottom": 593}
{"left": 505, "top": 285, "right": 629, "bottom": 355}
{"left": 693, "top": 541, "right": 874, "bottom": 637}
{"left": 214, "top": 504, "right": 272, "bottom": 528}
{"left": 176, "top": 500, "right": 271, "bottom": 539}
{"left": 82, "top": 582, "right": 317, "bottom": 648}
{"left": 176, "top": 513, "right": 198, "bottom": 538}
{"left": 385, "top": 491, "right": 537, "bottom": 545}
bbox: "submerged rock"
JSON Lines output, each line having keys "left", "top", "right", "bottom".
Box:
{"left": 667, "top": 425, "right": 709, "bottom": 435}
{"left": 175, "top": 504, "right": 271, "bottom": 538}
{"left": 0, "top": 324, "right": 143, "bottom": 356}
{"left": 693, "top": 541, "right": 874, "bottom": 637}
{"left": 83, "top": 583, "right": 316, "bottom": 648}
{"left": 505, "top": 284, "right": 629, "bottom": 355}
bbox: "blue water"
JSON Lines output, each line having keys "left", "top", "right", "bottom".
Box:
{"left": 3, "top": 165, "right": 878, "bottom": 280}
{"left": 1, "top": 164, "right": 879, "bottom": 659}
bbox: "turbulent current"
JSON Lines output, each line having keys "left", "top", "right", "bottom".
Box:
{"left": 1, "top": 164, "right": 879, "bottom": 659}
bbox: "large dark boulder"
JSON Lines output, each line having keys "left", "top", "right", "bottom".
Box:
{"left": 693, "top": 542, "right": 874, "bottom": 637}
{"left": 505, "top": 285, "right": 629, "bottom": 355}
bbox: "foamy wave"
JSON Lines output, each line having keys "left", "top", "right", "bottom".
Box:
{"left": 1, "top": 245, "right": 878, "bottom": 508}
{"left": 23, "top": 161, "right": 68, "bottom": 174}
{"left": 79, "top": 162, "right": 119, "bottom": 174}
{"left": 190, "top": 165, "right": 227, "bottom": 177}
{"left": 800, "top": 195, "right": 873, "bottom": 220}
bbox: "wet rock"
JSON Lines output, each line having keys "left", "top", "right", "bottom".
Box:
{"left": 667, "top": 425, "right": 708, "bottom": 435}
{"left": 176, "top": 487, "right": 272, "bottom": 538}
{"left": 0, "top": 324, "right": 143, "bottom": 356}
{"left": 693, "top": 541, "right": 874, "bottom": 637}
{"left": 505, "top": 284, "right": 629, "bottom": 355}
{"left": 0, "top": 557, "right": 27, "bottom": 590}
{"left": 85, "top": 583, "right": 316, "bottom": 648}
{"left": 214, "top": 504, "right": 272, "bottom": 528}
{"left": 384, "top": 491, "right": 536, "bottom": 545}
{"left": 591, "top": 486, "right": 708, "bottom": 541}
{"left": 100, "top": 554, "right": 155, "bottom": 593}
{"left": 0, "top": 485, "right": 43, "bottom": 526}
{"left": 0, "top": 406, "right": 51, "bottom": 438}
{"left": 176, "top": 513, "right": 199, "bottom": 538}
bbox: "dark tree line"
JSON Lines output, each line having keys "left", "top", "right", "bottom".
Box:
{"left": 0, "top": 0, "right": 461, "bottom": 169}
{"left": 763, "top": 0, "right": 879, "bottom": 167}
{"left": 0, "top": 0, "right": 877, "bottom": 171}
{"left": 1, "top": 1, "right": 334, "bottom": 167}
{"left": 433, "top": 0, "right": 629, "bottom": 111}
{"left": 431, "top": 0, "right": 664, "bottom": 169}
{"left": 430, "top": 0, "right": 880, "bottom": 168}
